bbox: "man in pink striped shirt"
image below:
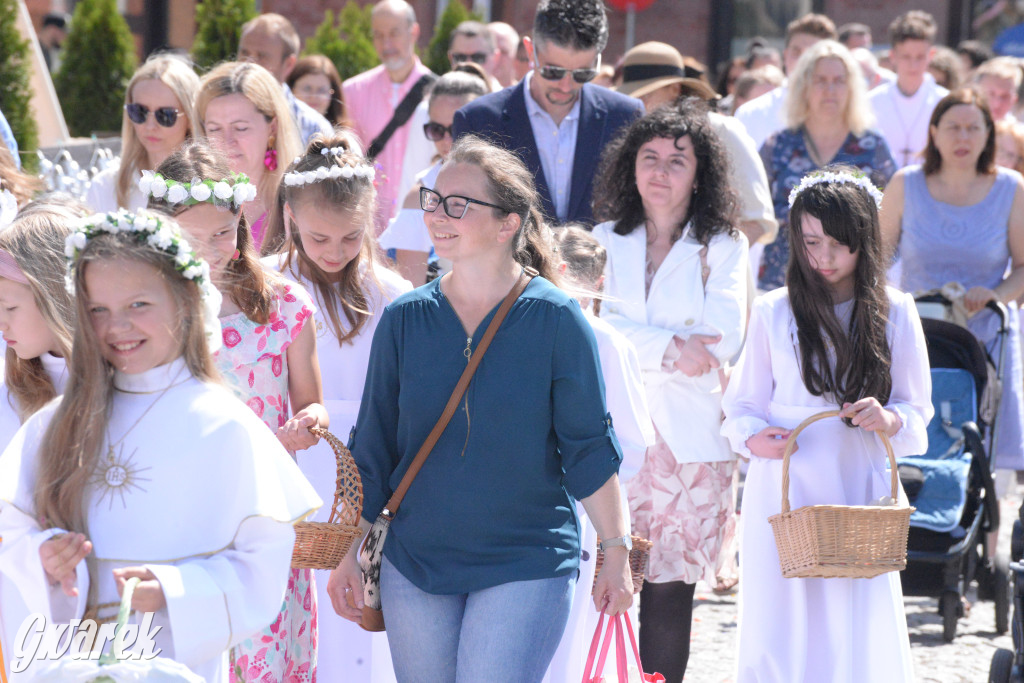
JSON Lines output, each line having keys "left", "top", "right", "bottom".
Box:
{"left": 343, "top": 0, "right": 435, "bottom": 233}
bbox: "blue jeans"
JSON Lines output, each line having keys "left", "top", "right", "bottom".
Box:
{"left": 380, "top": 556, "right": 575, "bottom": 682}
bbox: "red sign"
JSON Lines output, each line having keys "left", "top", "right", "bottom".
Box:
{"left": 607, "top": 0, "right": 656, "bottom": 10}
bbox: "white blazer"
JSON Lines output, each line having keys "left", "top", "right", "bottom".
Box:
{"left": 592, "top": 220, "right": 748, "bottom": 463}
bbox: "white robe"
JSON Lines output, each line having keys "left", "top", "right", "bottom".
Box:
{"left": 869, "top": 76, "right": 948, "bottom": 168}
{"left": 721, "top": 287, "right": 932, "bottom": 683}
{"left": 268, "top": 256, "right": 412, "bottom": 683}
{"left": 543, "top": 307, "right": 655, "bottom": 683}
{"left": 0, "top": 358, "right": 321, "bottom": 682}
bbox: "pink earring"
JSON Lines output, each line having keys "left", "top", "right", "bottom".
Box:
{"left": 264, "top": 148, "right": 278, "bottom": 171}
{"left": 231, "top": 248, "right": 241, "bottom": 261}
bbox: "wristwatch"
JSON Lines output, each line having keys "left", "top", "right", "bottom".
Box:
{"left": 598, "top": 535, "right": 633, "bottom": 552}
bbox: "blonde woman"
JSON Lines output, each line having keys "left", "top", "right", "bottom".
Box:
{"left": 196, "top": 61, "right": 302, "bottom": 253}
{"left": 86, "top": 53, "right": 199, "bottom": 212}
{"left": 758, "top": 39, "right": 896, "bottom": 290}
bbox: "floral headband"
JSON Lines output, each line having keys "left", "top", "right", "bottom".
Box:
{"left": 65, "top": 209, "right": 223, "bottom": 354}
{"left": 138, "top": 170, "right": 258, "bottom": 209}
{"left": 283, "top": 155, "right": 376, "bottom": 188}
{"left": 788, "top": 170, "right": 884, "bottom": 210}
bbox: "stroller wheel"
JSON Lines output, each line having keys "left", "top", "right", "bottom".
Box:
{"left": 989, "top": 648, "right": 1015, "bottom": 683}
{"left": 941, "top": 590, "right": 961, "bottom": 642}
{"left": 996, "top": 555, "right": 1012, "bottom": 634}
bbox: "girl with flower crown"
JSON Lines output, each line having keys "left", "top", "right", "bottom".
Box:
{"left": 721, "top": 165, "right": 932, "bottom": 682}
{"left": 0, "top": 209, "right": 321, "bottom": 682}
{"left": 267, "top": 131, "right": 411, "bottom": 682}
{"left": 145, "top": 139, "right": 327, "bottom": 683}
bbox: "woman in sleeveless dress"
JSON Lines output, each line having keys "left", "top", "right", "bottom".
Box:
{"left": 881, "top": 86, "right": 1024, "bottom": 487}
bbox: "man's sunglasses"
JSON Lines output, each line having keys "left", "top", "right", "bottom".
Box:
{"left": 423, "top": 121, "right": 454, "bottom": 142}
{"left": 125, "top": 103, "right": 183, "bottom": 128}
{"left": 450, "top": 51, "right": 489, "bottom": 66}
{"left": 536, "top": 55, "right": 601, "bottom": 84}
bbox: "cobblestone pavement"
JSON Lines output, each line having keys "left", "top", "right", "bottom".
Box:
{"left": 685, "top": 491, "right": 1023, "bottom": 682}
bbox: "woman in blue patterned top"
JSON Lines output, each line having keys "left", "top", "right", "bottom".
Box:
{"left": 758, "top": 40, "right": 897, "bottom": 290}
{"left": 328, "top": 136, "right": 634, "bottom": 681}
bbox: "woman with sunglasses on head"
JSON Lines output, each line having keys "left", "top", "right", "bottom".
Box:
{"left": 380, "top": 68, "right": 490, "bottom": 285}
{"left": 328, "top": 135, "right": 633, "bottom": 681}
{"left": 86, "top": 53, "right": 199, "bottom": 213}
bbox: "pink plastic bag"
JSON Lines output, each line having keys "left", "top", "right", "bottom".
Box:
{"left": 582, "top": 611, "right": 666, "bottom": 683}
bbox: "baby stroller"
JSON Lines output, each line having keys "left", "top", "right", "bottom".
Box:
{"left": 898, "top": 294, "right": 1010, "bottom": 644}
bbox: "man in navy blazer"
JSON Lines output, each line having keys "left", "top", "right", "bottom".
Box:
{"left": 452, "top": 0, "right": 643, "bottom": 226}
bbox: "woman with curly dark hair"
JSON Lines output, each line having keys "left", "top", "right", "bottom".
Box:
{"left": 591, "top": 100, "right": 748, "bottom": 683}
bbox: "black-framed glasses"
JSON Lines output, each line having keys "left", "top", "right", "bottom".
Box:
{"left": 536, "top": 55, "right": 602, "bottom": 84}
{"left": 450, "top": 51, "right": 489, "bottom": 65}
{"left": 125, "top": 103, "right": 183, "bottom": 127}
{"left": 420, "top": 187, "right": 509, "bottom": 219}
{"left": 423, "top": 121, "right": 453, "bottom": 142}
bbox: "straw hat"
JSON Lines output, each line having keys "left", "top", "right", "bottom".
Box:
{"left": 616, "top": 41, "right": 718, "bottom": 102}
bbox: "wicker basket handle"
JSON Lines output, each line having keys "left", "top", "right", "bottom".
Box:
{"left": 779, "top": 409, "right": 898, "bottom": 514}
{"left": 309, "top": 426, "right": 360, "bottom": 526}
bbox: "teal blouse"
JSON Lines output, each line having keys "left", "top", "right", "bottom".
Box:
{"left": 351, "top": 275, "right": 622, "bottom": 594}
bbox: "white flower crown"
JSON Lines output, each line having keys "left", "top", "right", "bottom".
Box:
{"left": 787, "top": 170, "right": 884, "bottom": 210}
{"left": 65, "top": 209, "right": 223, "bottom": 354}
{"left": 283, "top": 160, "right": 376, "bottom": 188}
{"left": 139, "top": 170, "right": 257, "bottom": 209}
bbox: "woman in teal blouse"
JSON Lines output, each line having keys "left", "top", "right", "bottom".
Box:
{"left": 328, "top": 136, "right": 633, "bottom": 681}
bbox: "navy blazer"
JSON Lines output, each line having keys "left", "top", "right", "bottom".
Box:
{"left": 452, "top": 79, "right": 643, "bottom": 226}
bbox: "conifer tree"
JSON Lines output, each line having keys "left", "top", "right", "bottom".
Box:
{"left": 192, "top": 0, "right": 257, "bottom": 72}
{"left": 304, "top": 3, "right": 378, "bottom": 82}
{"left": 0, "top": 0, "right": 37, "bottom": 159}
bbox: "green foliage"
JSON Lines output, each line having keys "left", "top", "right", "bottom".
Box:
{"left": 425, "top": 0, "right": 482, "bottom": 76}
{"left": 0, "top": 0, "right": 36, "bottom": 162}
{"left": 191, "top": 0, "right": 257, "bottom": 72}
{"left": 304, "top": 3, "right": 378, "bottom": 82}
{"left": 54, "top": 0, "right": 137, "bottom": 137}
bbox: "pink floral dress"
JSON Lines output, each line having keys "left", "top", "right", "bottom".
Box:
{"left": 217, "top": 279, "right": 319, "bottom": 683}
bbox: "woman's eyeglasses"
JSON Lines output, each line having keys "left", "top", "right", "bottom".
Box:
{"left": 423, "top": 121, "right": 454, "bottom": 142}
{"left": 125, "top": 103, "right": 183, "bottom": 128}
{"left": 296, "top": 86, "right": 335, "bottom": 100}
{"left": 420, "top": 187, "right": 509, "bottom": 219}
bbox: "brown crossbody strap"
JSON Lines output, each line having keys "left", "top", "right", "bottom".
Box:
{"left": 381, "top": 268, "right": 536, "bottom": 516}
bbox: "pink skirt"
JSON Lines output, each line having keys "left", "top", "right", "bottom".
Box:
{"left": 627, "top": 432, "right": 737, "bottom": 585}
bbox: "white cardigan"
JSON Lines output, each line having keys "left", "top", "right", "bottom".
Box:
{"left": 592, "top": 220, "right": 748, "bottom": 463}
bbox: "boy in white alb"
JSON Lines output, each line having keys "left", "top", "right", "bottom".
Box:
{"left": 869, "top": 11, "right": 948, "bottom": 168}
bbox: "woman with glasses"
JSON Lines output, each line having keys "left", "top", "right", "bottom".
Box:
{"left": 196, "top": 62, "right": 302, "bottom": 253}
{"left": 591, "top": 101, "right": 748, "bottom": 683}
{"left": 381, "top": 68, "right": 489, "bottom": 285}
{"left": 86, "top": 54, "right": 199, "bottom": 213}
{"left": 286, "top": 55, "right": 349, "bottom": 129}
{"left": 328, "top": 135, "right": 633, "bottom": 680}
{"left": 757, "top": 40, "right": 896, "bottom": 291}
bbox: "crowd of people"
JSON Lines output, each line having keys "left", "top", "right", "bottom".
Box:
{"left": 0, "top": 0, "right": 1022, "bottom": 681}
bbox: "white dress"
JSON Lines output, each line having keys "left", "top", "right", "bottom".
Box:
{"left": 869, "top": 75, "right": 948, "bottom": 168}
{"left": 721, "top": 287, "right": 932, "bottom": 683}
{"left": 85, "top": 164, "right": 147, "bottom": 213}
{"left": 542, "top": 306, "right": 655, "bottom": 683}
{"left": 0, "top": 358, "right": 321, "bottom": 682}
{"left": 0, "top": 353, "right": 67, "bottom": 451}
{"left": 268, "top": 256, "right": 411, "bottom": 683}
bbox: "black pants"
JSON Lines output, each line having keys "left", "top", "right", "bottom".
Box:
{"left": 638, "top": 579, "right": 696, "bottom": 683}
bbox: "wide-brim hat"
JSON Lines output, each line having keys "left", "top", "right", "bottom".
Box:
{"left": 616, "top": 41, "right": 718, "bottom": 102}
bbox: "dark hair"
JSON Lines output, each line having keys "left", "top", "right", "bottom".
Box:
{"left": 451, "top": 20, "right": 495, "bottom": 52}
{"left": 838, "top": 22, "right": 871, "bottom": 46}
{"left": 889, "top": 10, "right": 937, "bottom": 46}
{"left": 533, "top": 0, "right": 608, "bottom": 53}
{"left": 593, "top": 99, "right": 738, "bottom": 246}
{"left": 929, "top": 46, "right": 963, "bottom": 90}
{"left": 287, "top": 55, "right": 349, "bottom": 128}
{"left": 745, "top": 45, "right": 780, "bottom": 70}
{"left": 957, "top": 40, "right": 995, "bottom": 69}
{"left": 431, "top": 68, "right": 490, "bottom": 105}
{"left": 786, "top": 13, "right": 837, "bottom": 47}
{"left": 787, "top": 164, "right": 892, "bottom": 410}
{"left": 716, "top": 57, "right": 746, "bottom": 96}
{"left": 151, "top": 139, "right": 278, "bottom": 325}
{"left": 922, "top": 88, "right": 996, "bottom": 175}
{"left": 42, "top": 12, "right": 68, "bottom": 29}
{"left": 444, "top": 135, "right": 562, "bottom": 284}
{"left": 279, "top": 131, "right": 384, "bottom": 345}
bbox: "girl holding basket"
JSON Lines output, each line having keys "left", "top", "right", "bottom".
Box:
{"left": 721, "top": 166, "right": 932, "bottom": 682}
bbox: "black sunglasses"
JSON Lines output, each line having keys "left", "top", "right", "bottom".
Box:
{"left": 423, "top": 121, "right": 453, "bottom": 142}
{"left": 125, "top": 103, "right": 183, "bottom": 127}
{"left": 537, "top": 62, "right": 600, "bottom": 84}
{"left": 450, "top": 51, "right": 489, "bottom": 66}
{"left": 420, "top": 187, "right": 509, "bottom": 219}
